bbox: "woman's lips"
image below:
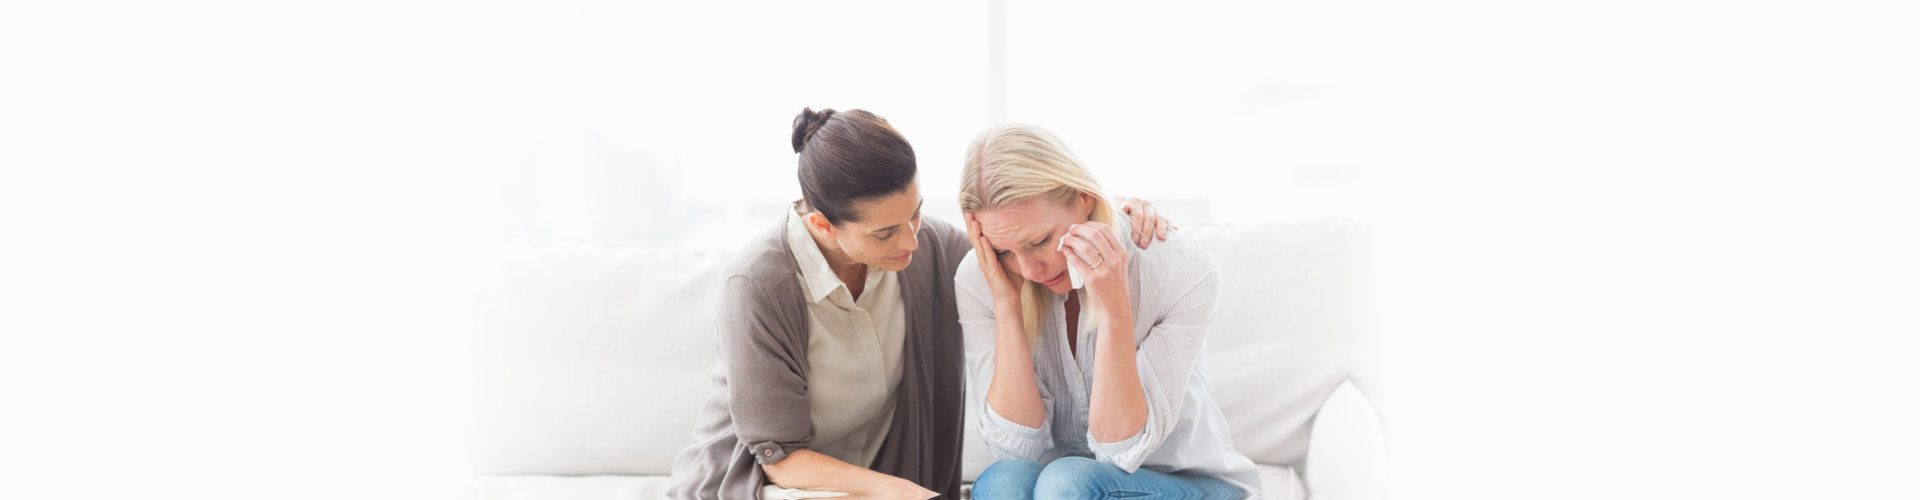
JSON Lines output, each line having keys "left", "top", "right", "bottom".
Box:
{"left": 888, "top": 252, "right": 912, "bottom": 261}
{"left": 1040, "top": 271, "right": 1065, "bottom": 286}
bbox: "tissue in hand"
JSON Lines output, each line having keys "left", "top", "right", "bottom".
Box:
{"left": 1056, "top": 233, "right": 1084, "bottom": 289}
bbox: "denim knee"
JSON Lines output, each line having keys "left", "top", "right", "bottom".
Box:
{"left": 973, "top": 459, "right": 1043, "bottom": 500}
{"left": 1032, "top": 457, "right": 1114, "bottom": 499}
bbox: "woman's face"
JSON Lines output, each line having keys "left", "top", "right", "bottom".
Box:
{"left": 974, "top": 194, "right": 1095, "bottom": 295}
{"left": 812, "top": 181, "right": 924, "bottom": 273}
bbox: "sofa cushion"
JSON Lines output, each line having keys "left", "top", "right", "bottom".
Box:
{"left": 468, "top": 475, "right": 670, "bottom": 500}
{"left": 468, "top": 465, "right": 1299, "bottom": 500}
{"left": 1259, "top": 462, "right": 1307, "bottom": 500}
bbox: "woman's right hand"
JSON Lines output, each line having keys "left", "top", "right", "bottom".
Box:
{"left": 878, "top": 478, "right": 940, "bottom": 500}
{"left": 763, "top": 450, "right": 939, "bottom": 499}
{"left": 967, "top": 213, "right": 1022, "bottom": 310}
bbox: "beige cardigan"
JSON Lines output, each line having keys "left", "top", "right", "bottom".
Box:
{"left": 668, "top": 211, "right": 972, "bottom": 499}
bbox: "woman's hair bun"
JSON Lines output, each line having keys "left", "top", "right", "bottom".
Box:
{"left": 791, "top": 107, "right": 838, "bottom": 153}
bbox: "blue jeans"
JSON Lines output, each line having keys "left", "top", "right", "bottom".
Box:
{"left": 972, "top": 457, "right": 1244, "bottom": 499}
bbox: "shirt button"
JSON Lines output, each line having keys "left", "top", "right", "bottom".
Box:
{"left": 763, "top": 449, "right": 773, "bottom": 457}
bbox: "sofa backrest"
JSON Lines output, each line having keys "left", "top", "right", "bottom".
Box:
{"left": 1184, "top": 219, "right": 1371, "bottom": 466}
{"left": 471, "top": 217, "right": 1369, "bottom": 478}
{"left": 470, "top": 244, "right": 729, "bottom": 476}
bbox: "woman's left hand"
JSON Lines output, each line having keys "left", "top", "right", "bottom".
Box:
{"left": 1060, "top": 221, "right": 1132, "bottom": 315}
{"left": 1113, "top": 196, "right": 1177, "bottom": 249}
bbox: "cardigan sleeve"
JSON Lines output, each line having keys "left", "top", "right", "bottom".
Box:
{"left": 714, "top": 273, "right": 813, "bottom": 465}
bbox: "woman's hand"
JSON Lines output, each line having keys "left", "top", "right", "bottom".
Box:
{"left": 762, "top": 450, "right": 939, "bottom": 499}
{"left": 1113, "top": 196, "right": 1178, "bottom": 248}
{"left": 967, "top": 213, "right": 1023, "bottom": 310}
{"left": 871, "top": 477, "right": 940, "bottom": 500}
{"left": 1060, "top": 221, "right": 1132, "bottom": 316}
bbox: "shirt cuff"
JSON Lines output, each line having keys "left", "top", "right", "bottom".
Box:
{"left": 1087, "top": 405, "right": 1156, "bottom": 473}
{"left": 982, "top": 399, "right": 1052, "bottom": 460}
{"left": 749, "top": 440, "right": 793, "bottom": 465}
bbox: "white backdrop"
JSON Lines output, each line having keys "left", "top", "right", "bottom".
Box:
{"left": 482, "top": 0, "right": 1376, "bottom": 253}
{"left": 4, "top": 0, "right": 1918, "bottom": 499}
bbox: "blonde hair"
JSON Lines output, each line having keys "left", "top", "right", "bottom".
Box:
{"left": 958, "top": 124, "right": 1116, "bottom": 349}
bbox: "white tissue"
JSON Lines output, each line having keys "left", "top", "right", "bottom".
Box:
{"left": 1057, "top": 230, "right": 1085, "bottom": 289}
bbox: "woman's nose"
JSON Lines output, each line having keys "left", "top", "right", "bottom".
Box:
{"left": 1002, "top": 254, "right": 1028, "bottom": 280}
{"left": 1017, "top": 254, "right": 1047, "bottom": 282}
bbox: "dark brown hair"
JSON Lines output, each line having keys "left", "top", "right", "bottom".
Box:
{"left": 791, "top": 107, "right": 917, "bottom": 225}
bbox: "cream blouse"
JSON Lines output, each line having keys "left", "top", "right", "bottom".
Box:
{"left": 783, "top": 204, "right": 907, "bottom": 468}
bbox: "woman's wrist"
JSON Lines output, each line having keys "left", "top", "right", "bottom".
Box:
{"left": 1096, "top": 299, "right": 1133, "bottom": 328}
{"left": 1098, "top": 309, "right": 1134, "bottom": 341}
{"left": 993, "top": 300, "right": 1023, "bottom": 322}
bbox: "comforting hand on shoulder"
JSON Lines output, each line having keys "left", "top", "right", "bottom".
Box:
{"left": 1112, "top": 196, "right": 1177, "bottom": 249}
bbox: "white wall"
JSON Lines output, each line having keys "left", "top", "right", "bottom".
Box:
{"left": 483, "top": 1, "right": 1379, "bottom": 253}
{"left": 4, "top": 0, "right": 1917, "bottom": 499}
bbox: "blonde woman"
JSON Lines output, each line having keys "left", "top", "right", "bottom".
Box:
{"left": 957, "top": 124, "right": 1259, "bottom": 499}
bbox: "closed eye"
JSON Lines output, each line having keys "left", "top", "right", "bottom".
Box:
{"left": 877, "top": 209, "right": 924, "bottom": 242}
{"left": 1029, "top": 235, "right": 1050, "bottom": 249}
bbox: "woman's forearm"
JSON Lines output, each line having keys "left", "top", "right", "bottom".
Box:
{"left": 986, "top": 301, "right": 1046, "bottom": 428}
{"left": 1088, "top": 310, "right": 1148, "bottom": 444}
{"left": 761, "top": 449, "right": 933, "bottom": 498}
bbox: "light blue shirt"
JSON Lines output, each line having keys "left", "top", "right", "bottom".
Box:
{"left": 955, "top": 215, "right": 1262, "bottom": 496}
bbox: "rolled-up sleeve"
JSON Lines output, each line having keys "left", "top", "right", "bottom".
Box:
{"left": 1088, "top": 249, "right": 1222, "bottom": 472}
{"left": 955, "top": 251, "right": 1054, "bottom": 461}
{"left": 715, "top": 274, "right": 812, "bottom": 465}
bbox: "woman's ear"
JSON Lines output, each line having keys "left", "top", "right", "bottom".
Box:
{"left": 806, "top": 212, "right": 835, "bottom": 238}
{"left": 1080, "top": 192, "right": 1096, "bottom": 218}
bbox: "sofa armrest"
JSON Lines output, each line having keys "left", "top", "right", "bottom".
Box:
{"left": 1302, "top": 379, "right": 1389, "bottom": 500}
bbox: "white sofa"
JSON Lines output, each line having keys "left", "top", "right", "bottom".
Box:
{"left": 466, "top": 217, "right": 1386, "bottom": 499}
